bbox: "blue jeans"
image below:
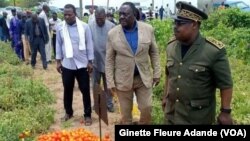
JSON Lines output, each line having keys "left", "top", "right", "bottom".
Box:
{"left": 92, "top": 68, "right": 113, "bottom": 109}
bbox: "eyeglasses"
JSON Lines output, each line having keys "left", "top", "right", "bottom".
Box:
{"left": 173, "top": 20, "right": 192, "bottom": 26}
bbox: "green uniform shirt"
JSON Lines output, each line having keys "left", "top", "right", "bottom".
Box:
{"left": 165, "top": 33, "right": 233, "bottom": 124}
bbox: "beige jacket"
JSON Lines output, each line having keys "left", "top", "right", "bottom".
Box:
{"left": 105, "top": 21, "right": 161, "bottom": 91}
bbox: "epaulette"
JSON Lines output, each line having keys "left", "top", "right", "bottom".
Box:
{"left": 206, "top": 37, "right": 225, "bottom": 49}
{"left": 167, "top": 36, "right": 177, "bottom": 45}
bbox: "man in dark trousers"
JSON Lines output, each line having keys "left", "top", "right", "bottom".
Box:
{"left": 162, "top": 2, "right": 233, "bottom": 125}
{"left": 25, "top": 14, "right": 48, "bottom": 70}
{"left": 56, "top": 4, "right": 94, "bottom": 126}
{"left": 0, "top": 11, "right": 10, "bottom": 42}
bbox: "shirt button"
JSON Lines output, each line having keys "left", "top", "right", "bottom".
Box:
{"left": 180, "top": 62, "right": 183, "bottom": 66}
{"left": 176, "top": 99, "right": 179, "bottom": 102}
{"left": 176, "top": 88, "right": 180, "bottom": 91}
{"left": 195, "top": 69, "right": 198, "bottom": 72}
{"left": 178, "top": 75, "right": 181, "bottom": 79}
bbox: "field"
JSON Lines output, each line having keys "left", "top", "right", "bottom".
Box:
{"left": 0, "top": 8, "right": 249, "bottom": 141}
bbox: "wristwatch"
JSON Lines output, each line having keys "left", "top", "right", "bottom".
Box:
{"left": 220, "top": 108, "right": 232, "bottom": 114}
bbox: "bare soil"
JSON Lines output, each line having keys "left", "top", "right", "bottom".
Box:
{"left": 32, "top": 60, "right": 120, "bottom": 140}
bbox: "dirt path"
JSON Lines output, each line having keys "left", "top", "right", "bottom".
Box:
{"left": 32, "top": 60, "right": 120, "bottom": 140}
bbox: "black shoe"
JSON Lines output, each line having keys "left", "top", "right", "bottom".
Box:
{"left": 84, "top": 117, "right": 92, "bottom": 126}
{"left": 61, "top": 114, "right": 73, "bottom": 121}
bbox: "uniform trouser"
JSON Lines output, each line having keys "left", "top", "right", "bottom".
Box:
{"left": 92, "top": 68, "right": 113, "bottom": 109}
{"left": 62, "top": 67, "right": 91, "bottom": 118}
{"left": 22, "top": 34, "right": 31, "bottom": 62}
{"left": 116, "top": 75, "right": 152, "bottom": 125}
{"left": 45, "top": 29, "right": 51, "bottom": 62}
{"left": 30, "top": 37, "right": 47, "bottom": 69}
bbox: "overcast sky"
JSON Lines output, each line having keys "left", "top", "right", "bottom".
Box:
{"left": 50, "top": 0, "right": 168, "bottom": 8}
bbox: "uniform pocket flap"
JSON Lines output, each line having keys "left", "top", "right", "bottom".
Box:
{"left": 189, "top": 65, "right": 205, "bottom": 72}
{"left": 190, "top": 99, "right": 210, "bottom": 109}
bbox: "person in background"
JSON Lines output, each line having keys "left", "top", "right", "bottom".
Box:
{"left": 49, "top": 12, "right": 62, "bottom": 59}
{"left": 218, "top": 2, "right": 226, "bottom": 10}
{"left": 20, "top": 12, "right": 30, "bottom": 64}
{"left": 139, "top": 8, "right": 146, "bottom": 21}
{"left": 106, "top": 12, "right": 117, "bottom": 25}
{"left": 39, "top": 4, "right": 52, "bottom": 64}
{"left": 25, "top": 14, "right": 48, "bottom": 70}
{"left": 155, "top": 6, "right": 159, "bottom": 19}
{"left": 22, "top": 10, "right": 33, "bottom": 64}
{"left": 9, "top": 8, "right": 17, "bottom": 49}
{"left": 10, "top": 11, "right": 23, "bottom": 59}
{"left": 165, "top": 4, "right": 171, "bottom": 18}
{"left": 105, "top": 2, "right": 161, "bottom": 125}
{"left": 56, "top": 4, "right": 94, "bottom": 126}
{"left": 0, "top": 11, "right": 10, "bottom": 42}
{"left": 159, "top": 6, "right": 165, "bottom": 20}
{"left": 89, "top": 7, "right": 115, "bottom": 113}
{"left": 88, "top": 7, "right": 95, "bottom": 24}
{"left": 135, "top": 8, "right": 141, "bottom": 21}
{"left": 162, "top": 2, "right": 233, "bottom": 125}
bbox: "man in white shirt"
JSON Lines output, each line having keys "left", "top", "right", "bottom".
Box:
{"left": 49, "top": 12, "right": 61, "bottom": 59}
{"left": 87, "top": 7, "right": 95, "bottom": 24}
{"left": 39, "top": 4, "right": 52, "bottom": 63}
{"left": 56, "top": 4, "right": 94, "bottom": 126}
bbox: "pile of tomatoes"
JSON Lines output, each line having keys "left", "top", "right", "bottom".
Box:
{"left": 37, "top": 128, "right": 111, "bottom": 141}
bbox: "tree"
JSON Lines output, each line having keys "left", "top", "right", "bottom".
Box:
{"left": 7, "top": 0, "right": 50, "bottom": 8}
{"left": 0, "top": 0, "right": 9, "bottom": 7}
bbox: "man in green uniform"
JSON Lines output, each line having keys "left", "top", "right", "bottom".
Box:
{"left": 162, "top": 1, "right": 233, "bottom": 125}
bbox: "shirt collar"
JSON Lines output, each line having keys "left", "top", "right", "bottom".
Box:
{"left": 123, "top": 21, "right": 138, "bottom": 33}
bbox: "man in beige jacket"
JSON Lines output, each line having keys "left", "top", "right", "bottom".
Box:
{"left": 105, "top": 2, "right": 161, "bottom": 125}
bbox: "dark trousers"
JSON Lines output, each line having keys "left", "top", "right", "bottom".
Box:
{"left": 52, "top": 33, "right": 56, "bottom": 58}
{"left": 62, "top": 67, "right": 91, "bottom": 118}
{"left": 92, "top": 68, "right": 113, "bottom": 109}
{"left": 30, "top": 37, "right": 47, "bottom": 69}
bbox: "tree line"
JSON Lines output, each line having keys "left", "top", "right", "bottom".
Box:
{"left": 0, "top": 0, "right": 49, "bottom": 8}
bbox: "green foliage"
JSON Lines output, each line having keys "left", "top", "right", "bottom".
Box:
{"left": 0, "top": 107, "right": 54, "bottom": 141}
{"left": 203, "top": 8, "right": 250, "bottom": 29}
{"left": 0, "top": 42, "right": 55, "bottom": 141}
{"left": 149, "top": 20, "right": 173, "bottom": 52}
{"left": 0, "top": 0, "right": 8, "bottom": 7}
{"left": 203, "top": 24, "right": 250, "bottom": 64}
{"left": 0, "top": 76, "right": 54, "bottom": 111}
{"left": 0, "top": 42, "right": 21, "bottom": 65}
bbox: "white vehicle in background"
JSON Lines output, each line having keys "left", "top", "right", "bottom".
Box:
{"left": 136, "top": 5, "right": 155, "bottom": 19}
{"left": 83, "top": 5, "right": 98, "bottom": 16}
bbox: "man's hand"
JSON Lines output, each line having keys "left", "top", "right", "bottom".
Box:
{"left": 153, "top": 78, "right": 160, "bottom": 87}
{"left": 56, "top": 61, "right": 62, "bottom": 74}
{"left": 217, "top": 112, "right": 233, "bottom": 125}
{"left": 87, "top": 63, "right": 93, "bottom": 74}
{"left": 110, "top": 87, "right": 117, "bottom": 97}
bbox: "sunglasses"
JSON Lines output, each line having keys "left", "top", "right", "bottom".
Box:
{"left": 173, "top": 20, "right": 192, "bottom": 26}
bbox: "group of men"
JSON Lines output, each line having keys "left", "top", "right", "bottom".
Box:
{"left": 0, "top": 1, "right": 233, "bottom": 126}
{"left": 0, "top": 5, "right": 62, "bottom": 70}
{"left": 56, "top": 1, "right": 233, "bottom": 127}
